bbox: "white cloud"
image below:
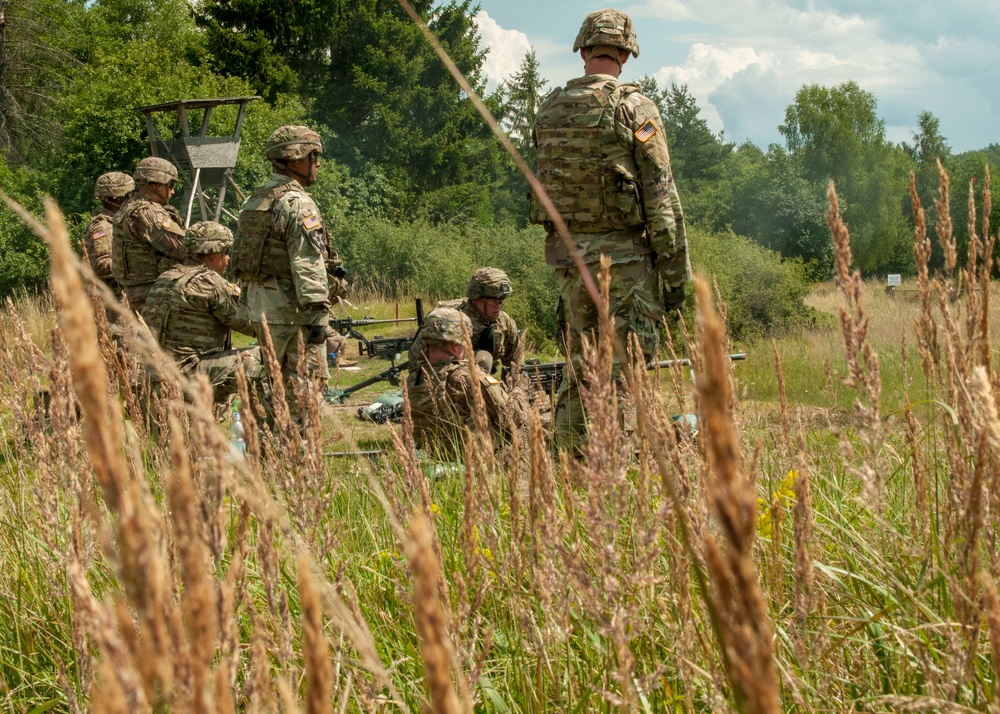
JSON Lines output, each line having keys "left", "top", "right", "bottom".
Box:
{"left": 473, "top": 0, "right": 999, "bottom": 150}
{"left": 474, "top": 11, "right": 533, "bottom": 91}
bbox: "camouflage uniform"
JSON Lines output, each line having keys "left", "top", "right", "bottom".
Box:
{"left": 142, "top": 222, "right": 264, "bottom": 404}
{"left": 406, "top": 308, "right": 527, "bottom": 456}
{"left": 112, "top": 157, "right": 187, "bottom": 315}
{"left": 409, "top": 267, "right": 521, "bottom": 375}
{"left": 530, "top": 9, "right": 687, "bottom": 443}
{"left": 233, "top": 125, "right": 347, "bottom": 423}
{"left": 83, "top": 171, "right": 134, "bottom": 303}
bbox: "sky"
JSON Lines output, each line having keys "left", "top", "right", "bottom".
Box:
{"left": 467, "top": 0, "right": 1000, "bottom": 153}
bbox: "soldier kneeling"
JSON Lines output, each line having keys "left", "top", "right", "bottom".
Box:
{"left": 142, "top": 221, "right": 266, "bottom": 409}
{"left": 406, "top": 307, "right": 527, "bottom": 458}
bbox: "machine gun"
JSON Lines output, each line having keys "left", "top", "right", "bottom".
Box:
{"left": 359, "top": 335, "right": 416, "bottom": 361}
{"left": 521, "top": 353, "right": 748, "bottom": 394}
{"left": 330, "top": 298, "right": 424, "bottom": 359}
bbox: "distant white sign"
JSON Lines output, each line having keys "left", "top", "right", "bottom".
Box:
{"left": 887, "top": 274, "right": 902, "bottom": 287}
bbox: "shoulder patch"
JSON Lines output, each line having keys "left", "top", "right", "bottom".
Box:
{"left": 485, "top": 375, "right": 501, "bottom": 386}
{"left": 302, "top": 213, "right": 320, "bottom": 231}
{"left": 92, "top": 228, "right": 106, "bottom": 240}
{"left": 161, "top": 214, "right": 173, "bottom": 229}
{"left": 635, "top": 120, "right": 658, "bottom": 143}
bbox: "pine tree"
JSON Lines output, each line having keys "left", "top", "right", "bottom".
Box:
{"left": 501, "top": 49, "right": 546, "bottom": 154}
{"left": 198, "top": 0, "right": 507, "bottom": 220}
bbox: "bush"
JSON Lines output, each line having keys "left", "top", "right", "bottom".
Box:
{"left": 337, "top": 217, "right": 557, "bottom": 350}
{"left": 690, "top": 224, "right": 815, "bottom": 342}
{"left": 0, "top": 162, "right": 51, "bottom": 297}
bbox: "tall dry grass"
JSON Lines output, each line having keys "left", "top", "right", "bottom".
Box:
{"left": 0, "top": 163, "right": 999, "bottom": 712}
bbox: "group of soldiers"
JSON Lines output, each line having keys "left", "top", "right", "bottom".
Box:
{"left": 79, "top": 7, "right": 688, "bottom": 455}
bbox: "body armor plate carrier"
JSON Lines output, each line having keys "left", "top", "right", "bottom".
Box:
{"left": 531, "top": 79, "right": 646, "bottom": 234}
{"left": 233, "top": 182, "right": 298, "bottom": 281}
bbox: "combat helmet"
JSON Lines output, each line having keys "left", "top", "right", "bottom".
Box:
{"left": 94, "top": 171, "right": 135, "bottom": 200}
{"left": 573, "top": 9, "right": 640, "bottom": 58}
{"left": 420, "top": 307, "right": 472, "bottom": 346}
{"left": 133, "top": 157, "right": 179, "bottom": 186}
{"left": 184, "top": 221, "right": 233, "bottom": 256}
{"left": 266, "top": 125, "right": 323, "bottom": 162}
{"left": 467, "top": 267, "right": 513, "bottom": 301}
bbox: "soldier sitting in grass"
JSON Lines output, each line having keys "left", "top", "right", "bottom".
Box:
{"left": 406, "top": 307, "right": 527, "bottom": 456}
{"left": 142, "top": 221, "right": 265, "bottom": 406}
{"left": 409, "top": 267, "right": 522, "bottom": 376}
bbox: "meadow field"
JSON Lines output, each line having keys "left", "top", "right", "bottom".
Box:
{"left": 0, "top": 181, "right": 999, "bottom": 713}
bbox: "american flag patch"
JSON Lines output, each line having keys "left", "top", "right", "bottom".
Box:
{"left": 92, "top": 229, "right": 105, "bottom": 240}
{"left": 302, "top": 213, "right": 320, "bottom": 230}
{"left": 634, "top": 120, "right": 658, "bottom": 143}
{"left": 161, "top": 215, "right": 172, "bottom": 228}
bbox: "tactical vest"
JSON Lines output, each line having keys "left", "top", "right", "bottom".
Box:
{"left": 531, "top": 79, "right": 646, "bottom": 234}
{"left": 111, "top": 197, "right": 185, "bottom": 285}
{"left": 144, "top": 265, "right": 229, "bottom": 361}
{"left": 233, "top": 181, "right": 329, "bottom": 281}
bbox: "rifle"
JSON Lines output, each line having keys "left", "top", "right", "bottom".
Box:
{"left": 330, "top": 298, "right": 425, "bottom": 358}
{"left": 521, "top": 353, "right": 748, "bottom": 394}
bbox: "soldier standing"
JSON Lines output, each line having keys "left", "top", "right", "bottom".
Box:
{"left": 83, "top": 171, "right": 134, "bottom": 305}
{"left": 232, "top": 125, "right": 347, "bottom": 424}
{"left": 530, "top": 8, "right": 688, "bottom": 444}
{"left": 111, "top": 157, "right": 187, "bottom": 316}
{"left": 406, "top": 307, "right": 525, "bottom": 456}
{"left": 409, "top": 267, "right": 521, "bottom": 375}
{"left": 142, "top": 222, "right": 264, "bottom": 406}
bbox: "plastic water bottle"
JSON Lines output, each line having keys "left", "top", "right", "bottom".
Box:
{"left": 229, "top": 408, "right": 247, "bottom": 458}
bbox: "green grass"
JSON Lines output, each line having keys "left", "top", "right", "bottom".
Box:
{"left": 2, "top": 270, "right": 1000, "bottom": 711}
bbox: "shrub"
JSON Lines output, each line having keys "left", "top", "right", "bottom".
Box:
{"left": 690, "top": 224, "right": 815, "bottom": 341}
{"left": 337, "top": 217, "right": 558, "bottom": 350}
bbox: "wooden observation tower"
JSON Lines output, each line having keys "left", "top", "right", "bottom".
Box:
{"left": 137, "top": 96, "right": 260, "bottom": 226}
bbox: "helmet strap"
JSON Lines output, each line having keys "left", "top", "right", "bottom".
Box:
{"left": 282, "top": 152, "right": 318, "bottom": 185}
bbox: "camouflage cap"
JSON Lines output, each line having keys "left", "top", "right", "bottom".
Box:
{"left": 266, "top": 125, "right": 323, "bottom": 161}
{"left": 184, "top": 221, "right": 233, "bottom": 256}
{"left": 572, "top": 9, "right": 639, "bottom": 58}
{"left": 467, "top": 267, "right": 513, "bottom": 301}
{"left": 133, "top": 157, "right": 179, "bottom": 186}
{"left": 94, "top": 171, "right": 135, "bottom": 200}
{"left": 420, "top": 307, "right": 472, "bottom": 346}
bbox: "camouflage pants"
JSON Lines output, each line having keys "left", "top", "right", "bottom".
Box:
{"left": 554, "top": 257, "right": 661, "bottom": 446}
{"left": 197, "top": 346, "right": 266, "bottom": 403}
{"left": 256, "top": 322, "right": 329, "bottom": 426}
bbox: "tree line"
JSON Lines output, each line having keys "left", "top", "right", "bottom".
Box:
{"left": 0, "top": 0, "right": 997, "bottom": 302}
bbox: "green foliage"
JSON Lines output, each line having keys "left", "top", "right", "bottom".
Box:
{"left": 337, "top": 217, "right": 557, "bottom": 348}
{"left": 637, "top": 78, "right": 733, "bottom": 226}
{"left": 0, "top": 0, "right": 85, "bottom": 161}
{"left": 690, "top": 224, "right": 815, "bottom": 341}
{"left": 779, "top": 81, "right": 912, "bottom": 275}
{"left": 942, "top": 151, "right": 1000, "bottom": 271}
{"left": 198, "top": 0, "right": 515, "bottom": 221}
{"left": 721, "top": 143, "right": 833, "bottom": 279}
{"left": 500, "top": 49, "right": 546, "bottom": 154}
{"left": 0, "top": 162, "right": 50, "bottom": 296}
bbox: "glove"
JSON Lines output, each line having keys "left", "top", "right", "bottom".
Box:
{"left": 304, "top": 323, "right": 333, "bottom": 345}
{"left": 662, "top": 282, "right": 686, "bottom": 316}
{"left": 328, "top": 276, "right": 349, "bottom": 301}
